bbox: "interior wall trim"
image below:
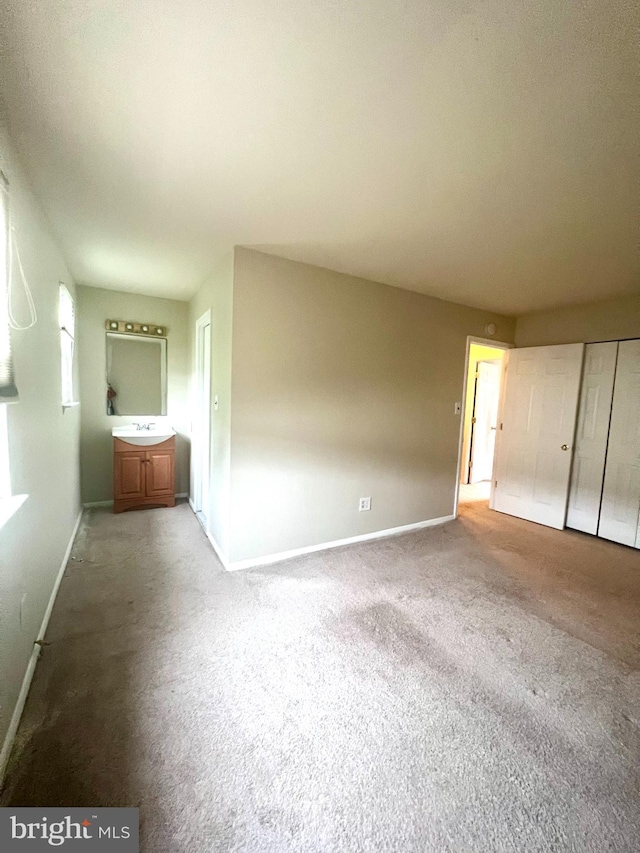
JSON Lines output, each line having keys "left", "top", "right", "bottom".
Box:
{"left": 200, "top": 514, "right": 456, "bottom": 572}
{"left": 0, "top": 508, "right": 84, "bottom": 789}
{"left": 204, "top": 529, "right": 230, "bottom": 568}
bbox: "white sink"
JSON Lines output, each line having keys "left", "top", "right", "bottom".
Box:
{"left": 112, "top": 426, "right": 176, "bottom": 446}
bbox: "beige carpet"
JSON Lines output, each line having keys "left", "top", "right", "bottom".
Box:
{"left": 2, "top": 497, "right": 639, "bottom": 852}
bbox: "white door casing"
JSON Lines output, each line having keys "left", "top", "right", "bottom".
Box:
{"left": 492, "top": 344, "right": 584, "bottom": 529}
{"left": 566, "top": 342, "right": 618, "bottom": 535}
{"left": 200, "top": 322, "right": 211, "bottom": 522}
{"left": 598, "top": 339, "right": 640, "bottom": 547}
{"left": 192, "top": 311, "right": 212, "bottom": 526}
{"left": 470, "top": 361, "right": 501, "bottom": 483}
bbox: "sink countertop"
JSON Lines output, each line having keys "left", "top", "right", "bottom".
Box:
{"left": 112, "top": 426, "right": 176, "bottom": 446}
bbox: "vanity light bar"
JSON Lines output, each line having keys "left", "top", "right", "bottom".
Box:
{"left": 105, "top": 320, "right": 167, "bottom": 336}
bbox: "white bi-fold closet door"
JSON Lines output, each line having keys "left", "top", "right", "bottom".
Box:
{"left": 565, "top": 342, "right": 618, "bottom": 535}
{"left": 566, "top": 338, "right": 640, "bottom": 547}
{"left": 596, "top": 339, "right": 640, "bottom": 547}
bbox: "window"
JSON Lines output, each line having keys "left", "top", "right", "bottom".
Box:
{"left": 0, "top": 172, "right": 12, "bottom": 501}
{"left": 59, "top": 283, "right": 76, "bottom": 406}
{"left": 0, "top": 172, "right": 23, "bottom": 519}
{"left": 0, "top": 169, "right": 18, "bottom": 404}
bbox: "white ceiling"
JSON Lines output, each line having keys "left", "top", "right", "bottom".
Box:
{"left": 0, "top": 0, "right": 637, "bottom": 314}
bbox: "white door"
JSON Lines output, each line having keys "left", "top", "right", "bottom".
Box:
{"left": 469, "top": 361, "right": 501, "bottom": 483}
{"left": 598, "top": 339, "right": 640, "bottom": 547}
{"left": 492, "top": 344, "right": 584, "bottom": 529}
{"left": 566, "top": 342, "right": 618, "bottom": 534}
{"left": 193, "top": 312, "right": 212, "bottom": 528}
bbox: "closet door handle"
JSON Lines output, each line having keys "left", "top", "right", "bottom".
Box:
{"left": 561, "top": 444, "right": 569, "bottom": 451}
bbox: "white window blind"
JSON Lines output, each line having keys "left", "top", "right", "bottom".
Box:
{"left": 59, "top": 283, "right": 75, "bottom": 406}
{"left": 0, "top": 170, "right": 18, "bottom": 403}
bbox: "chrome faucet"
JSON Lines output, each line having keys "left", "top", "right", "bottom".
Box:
{"left": 132, "top": 422, "right": 156, "bottom": 431}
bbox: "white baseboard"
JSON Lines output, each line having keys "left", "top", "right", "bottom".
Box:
{"left": 0, "top": 646, "right": 39, "bottom": 791}
{"left": 184, "top": 495, "right": 453, "bottom": 573}
{"left": 0, "top": 507, "right": 83, "bottom": 789}
{"left": 224, "top": 514, "right": 456, "bottom": 572}
{"left": 205, "top": 530, "right": 231, "bottom": 569}
{"left": 185, "top": 499, "right": 231, "bottom": 567}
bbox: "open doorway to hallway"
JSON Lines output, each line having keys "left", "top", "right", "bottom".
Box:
{"left": 458, "top": 339, "right": 511, "bottom": 508}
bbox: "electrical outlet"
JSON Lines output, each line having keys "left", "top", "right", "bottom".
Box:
{"left": 359, "top": 497, "right": 371, "bottom": 512}
{"left": 454, "top": 401, "right": 462, "bottom": 415}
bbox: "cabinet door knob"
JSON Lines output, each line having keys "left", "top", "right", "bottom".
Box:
{"left": 561, "top": 444, "right": 569, "bottom": 451}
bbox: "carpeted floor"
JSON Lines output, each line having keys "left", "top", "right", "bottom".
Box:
{"left": 2, "top": 497, "right": 639, "bottom": 852}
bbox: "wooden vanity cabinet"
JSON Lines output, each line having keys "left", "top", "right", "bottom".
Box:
{"left": 113, "top": 436, "right": 176, "bottom": 512}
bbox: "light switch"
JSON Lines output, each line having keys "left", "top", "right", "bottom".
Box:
{"left": 214, "top": 395, "right": 219, "bottom": 411}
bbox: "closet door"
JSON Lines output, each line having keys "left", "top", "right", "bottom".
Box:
{"left": 598, "top": 339, "right": 640, "bottom": 547}
{"left": 566, "top": 342, "right": 618, "bottom": 534}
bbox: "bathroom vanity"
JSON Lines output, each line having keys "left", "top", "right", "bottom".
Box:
{"left": 112, "top": 426, "right": 176, "bottom": 513}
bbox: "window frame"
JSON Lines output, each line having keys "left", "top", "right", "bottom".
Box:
{"left": 0, "top": 169, "right": 18, "bottom": 404}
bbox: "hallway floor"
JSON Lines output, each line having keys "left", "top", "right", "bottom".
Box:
{"left": 2, "top": 501, "right": 639, "bottom": 852}
{"left": 458, "top": 480, "right": 492, "bottom": 503}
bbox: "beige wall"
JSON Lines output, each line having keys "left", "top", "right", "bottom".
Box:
{"left": 188, "top": 253, "right": 234, "bottom": 555}
{"left": 227, "top": 248, "right": 515, "bottom": 563}
{"left": 515, "top": 295, "right": 640, "bottom": 347}
{"left": 0, "top": 119, "right": 81, "bottom": 771}
{"left": 77, "top": 286, "right": 190, "bottom": 503}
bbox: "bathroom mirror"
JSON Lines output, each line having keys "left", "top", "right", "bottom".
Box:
{"left": 106, "top": 333, "right": 167, "bottom": 416}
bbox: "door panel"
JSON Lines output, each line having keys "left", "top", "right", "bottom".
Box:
{"left": 114, "top": 451, "right": 146, "bottom": 499}
{"left": 566, "top": 342, "right": 618, "bottom": 534}
{"left": 492, "top": 344, "right": 584, "bottom": 529}
{"left": 146, "top": 450, "right": 175, "bottom": 496}
{"left": 598, "top": 340, "right": 640, "bottom": 546}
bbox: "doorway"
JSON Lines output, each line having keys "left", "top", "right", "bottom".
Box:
{"left": 456, "top": 337, "right": 512, "bottom": 512}
{"left": 192, "top": 310, "right": 211, "bottom": 531}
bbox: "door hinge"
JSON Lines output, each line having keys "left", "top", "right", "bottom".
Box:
{"left": 500, "top": 423, "right": 503, "bottom": 430}
{"left": 494, "top": 480, "right": 498, "bottom": 488}
{"left": 471, "top": 417, "right": 477, "bottom": 424}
